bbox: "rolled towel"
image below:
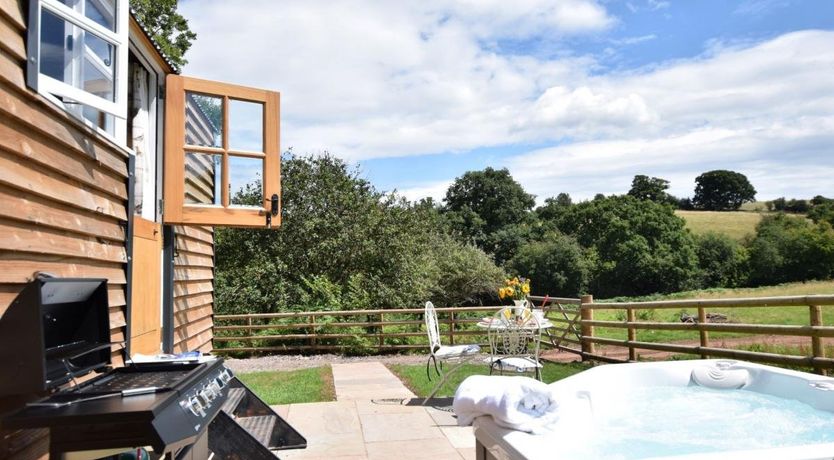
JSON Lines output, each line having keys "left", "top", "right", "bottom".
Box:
{"left": 453, "top": 375, "right": 559, "bottom": 434}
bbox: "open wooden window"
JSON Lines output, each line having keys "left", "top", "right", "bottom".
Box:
{"left": 163, "top": 75, "right": 281, "bottom": 228}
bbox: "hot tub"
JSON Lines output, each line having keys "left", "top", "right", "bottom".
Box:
{"left": 472, "top": 360, "right": 834, "bottom": 460}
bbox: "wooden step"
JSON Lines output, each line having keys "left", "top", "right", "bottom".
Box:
{"left": 237, "top": 415, "right": 276, "bottom": 446}
{"left": 221, "top": 387, "right": 246, "bottom": 414}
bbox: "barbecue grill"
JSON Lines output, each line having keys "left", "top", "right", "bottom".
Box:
{"left": 0, "top": 277, "right": 305, "bottom": 459}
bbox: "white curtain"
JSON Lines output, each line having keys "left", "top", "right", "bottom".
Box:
{"left": 132, "top": 65, "right": 149, "bottom": 216}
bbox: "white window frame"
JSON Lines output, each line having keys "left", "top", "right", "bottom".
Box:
{"left": 29, "top": 0, "right": 129, "bottom": 142}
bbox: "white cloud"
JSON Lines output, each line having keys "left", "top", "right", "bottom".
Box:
{"left": 180, "top": 1, "right": 834, "bottom": 202}
{"left": 397, "top": 180, "right": 454, "bottom": 202}
{"left": 610, "top": 34, "right": 657, "bottom": 46}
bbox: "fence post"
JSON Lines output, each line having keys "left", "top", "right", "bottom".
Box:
{"left": 247, "top": 316, "right": 253, "bottom": 337}
{"left": 310, "top": 314, "right": 317, "bottom": 353}
{"left": 580, "top": 294, "right": 595, "bottom": 359}
{"left": 449, "top": 311, "right": 455, "bottom": 346}
{"left": 379, "top": 312, "right": 385, "bottom": 350}
{"left": 627, "top": 308, "right": 637, "bottom": 362}
{"left": 698, "top": 306, "right": 709, "bottom": 359}
{"left": 810, "top": 304, "right": 825, "bottom": 375}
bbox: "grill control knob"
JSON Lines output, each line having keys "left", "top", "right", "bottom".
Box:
{"left": 199, "top": 389, "right": 214, "bottom": 406}
{"left": 188, "top": 397, "right": 205, "bottom": 417}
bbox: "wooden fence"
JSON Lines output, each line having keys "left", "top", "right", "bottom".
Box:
{"left": 569, "top": 294, "right": 834, "bottom": 373}
{"left": 213, "top": 294, "right": 834, "bottom": 373}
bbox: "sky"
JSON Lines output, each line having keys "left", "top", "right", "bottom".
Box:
{"left": 179, "top": 0, "right": 834, "bottom": 204}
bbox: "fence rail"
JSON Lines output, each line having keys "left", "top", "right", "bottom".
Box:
{"left": 213, "top": 294, "right": 834, "bottom": 374}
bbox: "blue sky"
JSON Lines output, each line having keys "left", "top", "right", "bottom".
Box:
{"left": 181, "top": 0, "right": 834, "bottom": 203}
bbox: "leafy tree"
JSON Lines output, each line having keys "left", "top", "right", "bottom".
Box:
{"left": 692, "top": 170, "right": 756, "bottom": 211}
{"left": 695, "top": 233, "right": 748, "bottom": 288}
{"left": 536, "top": 193, "right": 573, "bottom": 222}
{"left": 811, "top": 195, "right": 833, "bottom": 206}
{"left": 628, "top": 175, "right": 670, "bottom": 203}
{"left": 507, "top": 232, "right": 589, "bottom": 297}
{"left": 809, "top": 202, "right": 834, "bottom": 227}
{"left": 747, "top": 214, "right": 834, "bottom": 285}
{"left": 770, "top": 197, "right": 787, "bottom": 211}
{"left": 443, "top": 167, "right": 536, "bottom": 259}
{"left": 215, "top": 154, "right": 503, "bottom": 314}
{"left": 131, "top": 0, "right": 197, "bottom": 68}
{"left": 784, "top": 199, "right": 810, "bottom": 214}
{"left": 555, "top": 196, "right": 699, "bottom": 297}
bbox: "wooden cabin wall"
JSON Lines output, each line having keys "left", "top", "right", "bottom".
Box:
{"left": 0, "top": 1, "right": 129, "bottom": 458}
{"left": 173, "top": 224, "right": 214, "bottom": 353}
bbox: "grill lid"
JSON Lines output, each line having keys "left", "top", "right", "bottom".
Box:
{"left": 0, "top": 277, "right": 111, "bottom": 396}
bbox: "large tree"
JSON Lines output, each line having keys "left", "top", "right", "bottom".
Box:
{"left": 692, "top": 170, "right": 756, "bottom": 211}
{"left": 555, "top": 195, "right": 700, "bottom": 297}
{"left": 131, "top": 0, "right": 196, "bottom": 68}
{"left": 443, "top": 167, "right": 536, "bottom": 261}
{"left": 215, "top": 154, "right": 503, "bottom": 314}
{"left": 627, "top": 175, "right": 670, "bottom": 203}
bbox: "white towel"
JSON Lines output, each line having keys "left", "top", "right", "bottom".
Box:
{"left": 452, "top": 375, "right": 560, "bottom": 434}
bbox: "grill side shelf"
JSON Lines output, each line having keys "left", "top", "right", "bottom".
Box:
{"left": 208, "top": 377, "right": 307, "bottom": 459}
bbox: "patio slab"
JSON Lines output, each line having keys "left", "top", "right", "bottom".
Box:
{"left": 273, "top": 361, "right": 473, "bottom": 459}
{"left": 331, "top": 362, "right": 415, "bottom": 401}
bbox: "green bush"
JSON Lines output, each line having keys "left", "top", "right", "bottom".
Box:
{"left": 695, "top": 232, "right": 749, "bottom": 288}
{"left": 747, "top": 214, "right": 834, "bottom": 285}
{"left": 507, "top": 232, "right": 589, "bottom": 297}
{"left": 215, "top": 154, "right": 503, "bottom": 315}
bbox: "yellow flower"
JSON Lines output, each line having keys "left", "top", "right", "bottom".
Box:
{"left": 522, "top": 284, "right": 530, "bottom": 294}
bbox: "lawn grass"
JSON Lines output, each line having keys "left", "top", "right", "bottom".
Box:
{"left": 592, "top": 280, "right": 834, "bottom": 343}
{"left": 387, "top": 362, "right": 590, "bottom": 398}
{"left": 236, "top": 366, "right": 336, "bottom": 404}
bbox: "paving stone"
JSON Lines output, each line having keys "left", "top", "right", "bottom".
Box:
{"left": 440, "top": 426, "right": 476, "bottom": 449}
{"left": 332, "top": 362, "right": 415, "bottom": 401}
{"left": 359, "top": 411, "right": 445, "bottom": 443}
{"left": 284, "top": 401, "right": 367, "bottom": 457}
{"left": 365, "top": 439, "right": 463, "bottom": 460}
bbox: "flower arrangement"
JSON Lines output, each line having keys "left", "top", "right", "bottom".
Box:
{"left": 498, "top": 276, "right": 530, "bottom": 301}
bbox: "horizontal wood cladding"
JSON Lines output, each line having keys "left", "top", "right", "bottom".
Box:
{"left": 0, "top": 5, "right": 130, "bottom": 459}
{"left": 172, "top": 225, "right": 215, "bottom": 354}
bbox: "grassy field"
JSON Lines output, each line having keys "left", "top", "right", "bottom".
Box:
{"left": 675, "top": 210, "right": 763, "bottom": 240}
{"left": 593, "top": 280, "right": 834, "bottom": 343}
{"left": 388, "top": 362, "right": 590, "bottom": 398}
{"left": 237, "top": 366, "right": 336, "bottom": 404}
{"left": 675, "top": 209, "right": 808, "bottom": 241}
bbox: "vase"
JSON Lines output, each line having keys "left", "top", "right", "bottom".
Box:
{"left": 513, "top": 299, "right": 528, "bottom": 317}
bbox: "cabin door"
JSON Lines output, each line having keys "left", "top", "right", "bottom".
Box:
{"left": 130, "top": 216, "right": 162, "bottom": 355}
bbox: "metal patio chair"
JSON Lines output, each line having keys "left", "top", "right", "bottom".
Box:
{"left": 487, "top": 305, "right": 543, "bottom": 381}
{"left": 423, "top": 301, "right": 481, "bottom": 404}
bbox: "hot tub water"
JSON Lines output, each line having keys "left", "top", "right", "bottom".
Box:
{"left": 567, "top": 385, "right": 834, "bottom": 459}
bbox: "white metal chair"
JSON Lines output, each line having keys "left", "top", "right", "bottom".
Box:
{"left": 424, "top": 301, "right": 481, "bottom": 404}
{"left": 487, "top": 305, "right": 543, "bottom": 381}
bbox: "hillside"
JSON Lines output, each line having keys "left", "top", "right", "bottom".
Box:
{"left": 676, "top": 210, "right": 810, "bottom": 241}
{"left": 675, "top": 210, "right": 763, "bottom": 240}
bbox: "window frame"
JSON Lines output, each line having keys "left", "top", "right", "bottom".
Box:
{"left": 163, "top": 75, "right": 281, "bottom": 228}
{"left": 27, "top": 0, "right": 129, "bottom": 141}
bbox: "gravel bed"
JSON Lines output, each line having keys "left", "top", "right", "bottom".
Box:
{"left": 223, "top": 353, "right": 432, "bottom": 373}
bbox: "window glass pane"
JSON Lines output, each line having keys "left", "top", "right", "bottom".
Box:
{"left": 85, "top": 0, "right": 115, "bottom": 31}
{"left": 40, "top": 9, "right": 115, "bottom": 102}
{"left": 229, "top": 155, "right": 263, "bottom": 207}
{"left": 57, "top": 0, "right": 116, "bottom": 31}
{"left": 229, "top": 99, "right": 263, "bottom": 152}
{"left": 185, "top": 93, "right": 223, "bottom": 147}
{"left": 185, "top": 152, "right": 222, "bottom": 205}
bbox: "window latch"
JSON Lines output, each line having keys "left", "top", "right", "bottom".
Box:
{"left": 266, "top": 194, "right": 279, "bottom": 228}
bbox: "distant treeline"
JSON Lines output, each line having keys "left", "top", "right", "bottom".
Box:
{"left": 214, "top": 156, "right": 834, "bottom": 315}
